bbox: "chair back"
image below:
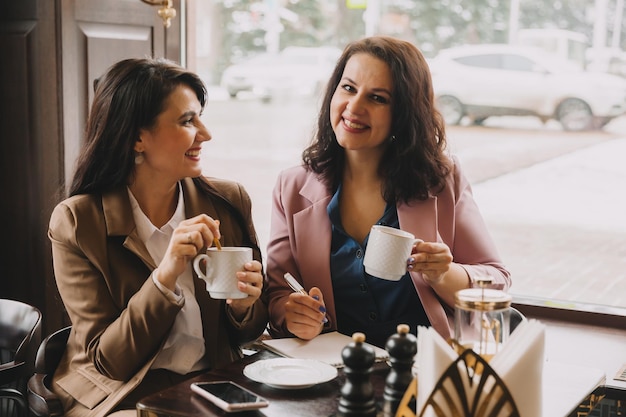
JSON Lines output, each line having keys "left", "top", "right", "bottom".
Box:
{"left": 33, "top": 326, "right": 71, "bottom": 377}
{"left": 27, "top": 326, "right": 71, "bottom": 417}
{"left": 0, "top": 298, "right": 43, "bottom": 417}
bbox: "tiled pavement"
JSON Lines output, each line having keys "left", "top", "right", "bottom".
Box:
{"left": 472, "top": 137, "right": 626, "bottom": 310}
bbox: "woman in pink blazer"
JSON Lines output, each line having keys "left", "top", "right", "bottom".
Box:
{"left": 265, "top": 36, "right": 510, "bottom": 348}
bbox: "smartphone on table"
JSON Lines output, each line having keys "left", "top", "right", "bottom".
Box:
{"left": 190, "top": 381, "right": 269, "bottom": 412}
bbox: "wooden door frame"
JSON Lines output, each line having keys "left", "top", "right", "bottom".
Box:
{"left": 0, "top": 0, "right": 185, "bottom": 335}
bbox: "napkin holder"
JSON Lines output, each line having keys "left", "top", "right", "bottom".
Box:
{"left": 394, "top": 348, "right": 520, "bottom": 417}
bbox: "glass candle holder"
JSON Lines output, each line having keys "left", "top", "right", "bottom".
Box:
{"left": 454, "top": 286, "right": 512, "bottom": 361}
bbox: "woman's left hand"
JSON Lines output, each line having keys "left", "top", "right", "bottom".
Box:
{"left": 407, "top": 241, "right": 453, "bottom": 285}
{"left": 227, "top": 260, "right": 264, "bottom": 317}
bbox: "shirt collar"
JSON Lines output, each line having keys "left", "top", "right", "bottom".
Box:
{"left": 127, "top": 182, "right": 186, "bottom": 242}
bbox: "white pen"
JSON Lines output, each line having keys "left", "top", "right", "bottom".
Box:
{"left": 284, "top": 272, "right": 328, "bottom": 324}
{"left": 284, "top": 272, "right": 308, "bottom": 295}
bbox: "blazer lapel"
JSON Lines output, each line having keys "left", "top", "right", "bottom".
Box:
{"left": 398, "top": 196, "right": 452, "bottom": 337}
{"left": 181, "top": 177, "right": 218, "bottom": 218}
{"left": 102, "top": 187, "right": 156, "bottom": 269}
{"left": 398, "top": 196, "right": 439, "bottom": 243}
{"left": 293, "top": 173, "right": 336, "bottom": 319}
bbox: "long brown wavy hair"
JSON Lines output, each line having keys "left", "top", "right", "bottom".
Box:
{"left": 302, "top": 36, "right": 451, "bottom": 203}
{"left": 68, "top": 58, "right": 207, "bottom": 197}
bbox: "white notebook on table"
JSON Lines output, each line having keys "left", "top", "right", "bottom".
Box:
{"left": 261, "top": 331, "right": 389, "bottom": 367}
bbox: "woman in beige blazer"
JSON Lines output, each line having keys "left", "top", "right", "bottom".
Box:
{"left": 48, "top": 58, "right": 268, "bottom": 416}
{"left": 265, "top": 37, "right": 510, "bottom": 348}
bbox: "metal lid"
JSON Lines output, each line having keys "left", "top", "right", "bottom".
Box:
{"left": 455, "top": 288, "right": 512, "bottom": 311}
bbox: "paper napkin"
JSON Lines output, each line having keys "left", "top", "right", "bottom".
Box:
{"left": 416, "top": 320, "right": 546, "bottom": 417}
{"left": 489, "top": 319, "right": 545, "bottom": 417}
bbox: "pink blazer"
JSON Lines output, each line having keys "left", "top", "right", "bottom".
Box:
{"left": 265, "top": 156, "right": 511, "bottom": 340}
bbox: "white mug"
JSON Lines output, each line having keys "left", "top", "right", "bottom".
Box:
{"left": 363, "top": 225, "right": 419, "bottom": 281}
{"left": 192, "top": 247, "right": 252, "bottom": 299}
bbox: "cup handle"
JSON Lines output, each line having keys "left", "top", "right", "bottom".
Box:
{"left": 408, "top": 239, "right": 422, "bottom": 262}
{"left": 193, "top": 254, "right": 213, "bottom": 284}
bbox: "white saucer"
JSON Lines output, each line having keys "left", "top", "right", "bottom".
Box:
{"left": 243, "top": 358, "right": 338, "bottom": 389}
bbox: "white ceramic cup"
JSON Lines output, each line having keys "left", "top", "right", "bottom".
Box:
{"left": 192, "top": 247, "right": 252, "bottom": 299}
{"left": 363, "top": 225, "right": 419, "bottom": 281}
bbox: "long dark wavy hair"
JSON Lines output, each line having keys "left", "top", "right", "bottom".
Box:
{"left": 302, "top": 36, "right": 451, "bottom": 203}
{"left": 68, "top": 57, "right": 207, "bottom": 197}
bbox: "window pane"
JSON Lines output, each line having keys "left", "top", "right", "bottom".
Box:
{"left": 193, "top": 1, "right": 626, "bottom": 313}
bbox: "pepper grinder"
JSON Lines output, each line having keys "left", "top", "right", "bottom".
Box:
{"left": 383, "top": 324, "right": 417, "bottom": 417}
{"left": 337, "top": 332, "right": 377, "bottom": 417}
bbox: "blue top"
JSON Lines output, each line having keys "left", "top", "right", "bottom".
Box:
{"left": 327, "top": 185, "right": 430, "bottom": 348}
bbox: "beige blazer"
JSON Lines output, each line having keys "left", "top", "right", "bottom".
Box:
{"left": 266, "top": 156, "right": 511, "bottom": 340}
{"left": 48, "top": 177, "right": 268, "bottom": 417}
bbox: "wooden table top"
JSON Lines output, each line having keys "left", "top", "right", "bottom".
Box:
{"left": 136, "top": 335, "right": 626, "bottom": 417}
{"left": 137, "top": 350, "right": 391, "bottom": 417}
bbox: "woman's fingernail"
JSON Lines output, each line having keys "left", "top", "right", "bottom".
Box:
{"left": 319, "top": 305, "right": 326, "bottom": 313}
{"left": 408, "top": 257, "right": 415, "bottom": 263}
{"left": 312, "top": 295, "right": 320, "bottom": 301}
{"left": 322, "top": 317, "right": 328, "bottom": 324}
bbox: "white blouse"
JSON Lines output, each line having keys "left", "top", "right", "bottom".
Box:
{"left": 128, "top": 184, "right": 208, "bottom": 374}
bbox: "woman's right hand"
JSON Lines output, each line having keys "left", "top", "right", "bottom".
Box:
{"left": 155, "top": 214, "right": 220, "bottom": 291}
{"left": 285, "top": 287, "right": 327, "bottom": 340}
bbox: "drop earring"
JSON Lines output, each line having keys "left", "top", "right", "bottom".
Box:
{"left": 390, "top": 135, "right": 396, "bottom": 142}
{"left": 135, "top": 152, "right": 144, "bottom": 165}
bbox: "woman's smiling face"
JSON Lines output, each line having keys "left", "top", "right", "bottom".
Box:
{"left": 330, "top": 53, "right": 394, "bottom": 155}
{"left": 137, "top": 84, "right": 211, "bottom": 183}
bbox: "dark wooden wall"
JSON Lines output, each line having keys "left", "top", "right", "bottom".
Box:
{"left": 0, "top": 0, "right": 183, "bottom": 336}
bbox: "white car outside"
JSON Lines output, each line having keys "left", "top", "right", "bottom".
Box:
{"left": 220, "top": 46, "right": 342, "bottom": 101}
{"left": 429, "top": 44, "right": 626, "bottom": 131}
